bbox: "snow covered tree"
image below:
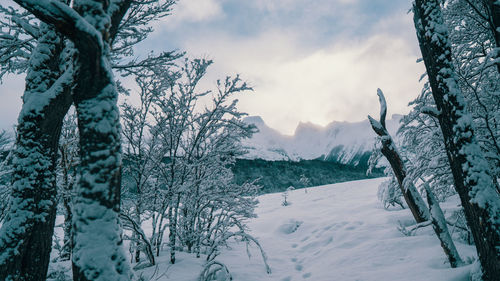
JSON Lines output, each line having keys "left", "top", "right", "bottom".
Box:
{"left": 413, "top": 0, "right": 500, "bottom": 279}
{"left": 445, "top": 0, "right": 500, "bottom": 186}
{"left": 120, "top": 66, "right": 166, "bottom": 265}
{"left": 56, "top": 110, "right": 79, "bottom": 261}
{"left": 149, "top": 58, "right": 258, "bottom": 265}
{"left": 0, "top": 0, "right": 175, "bottom": 279}
{"left": 10, "top": 1, "right": 134, "bottom": 279}
{"left": 0, "top": 130, "right": 13, "bottom": 222}
{"left": 397, "top": 0, "right": 499, "bottom": 249}
{"left": 0, "top": 20, "right": 73, "bottom": 280}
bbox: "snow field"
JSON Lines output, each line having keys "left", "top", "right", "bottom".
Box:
{"left": 51, "top": 178, "right": 477, "bottom": 280}
{"left": 211, "top": 178, "right": 475, "bottom": 281}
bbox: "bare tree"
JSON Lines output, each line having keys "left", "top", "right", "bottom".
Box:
{"left": 424, "top": 184, "right": 464, "bottom": 268}
{"left": 368, "top": 89, "right": 429, "bottom": 223}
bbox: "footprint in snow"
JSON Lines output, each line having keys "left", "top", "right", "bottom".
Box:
{"left": 324, "top": 236, "right": 333, "bottom": 245}
{"left": 323, "top": 224, "right": 334, "bottom": 231}
{"left": 302, "top": 272, "right": 312, "bottom": 279}
{"left": 278, "top": 220, "right": 303, "bottom": 234}
{"left": 345, "top": 221, "right": 364, "bottom": 230}
{"left": 295, "top": 264, "right": 303, "bottom": 271}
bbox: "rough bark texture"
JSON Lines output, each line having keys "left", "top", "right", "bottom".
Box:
{"left": 368, "top": 90, "right": 430, "bottom": 223}
{"left": 0, "top": 23, "right": 72, "bottom": 281}
{"left": 414, "top": 1, "right": 500, "bottom": 279}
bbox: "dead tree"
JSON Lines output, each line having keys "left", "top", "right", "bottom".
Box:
{"left": 424, "top": 184, "right": 463, "bottom": 268}
{"left": 368, "top": 89, "right": 429, "bottom": 223}
{"left": 414, "top": 0, "right": 500, "bottom": 279}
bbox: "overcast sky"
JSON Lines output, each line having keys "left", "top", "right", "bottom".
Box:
{"left": 0, "top": 0, "right": 425, "bottom": 135}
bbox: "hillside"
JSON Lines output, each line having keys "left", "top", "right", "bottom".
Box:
{"left": 133, "top": 178, "right": 476, "bottom": 281}
{"left": 232, "top": 158, "right": 383, "bottom": 193}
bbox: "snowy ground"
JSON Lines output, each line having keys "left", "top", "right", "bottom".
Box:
{"left": 134, "top": 178, "right": 476, "bottom": 281}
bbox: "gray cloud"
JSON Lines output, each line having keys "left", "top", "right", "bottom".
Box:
{"left": 0, "top": 0, "right": 424, "bottom": 135}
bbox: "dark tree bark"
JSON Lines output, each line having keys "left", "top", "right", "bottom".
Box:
{"left": 169, "top": 196, "right": 181, "bottom": 264}
{"left": 414, "top": 1, "right": 500, "bottom": 279}
{"left": 368, "top": 89, "right": 430, "bottom": 223}
{"left": 0, "top": 22, "right": 72, "bottom": 280}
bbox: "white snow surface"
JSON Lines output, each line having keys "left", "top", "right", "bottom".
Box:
{"left": 131, "top": 178, "right": 475, "bottom": 281}
{"left": 241, "top": 116, "right": 402, "bottom": 164}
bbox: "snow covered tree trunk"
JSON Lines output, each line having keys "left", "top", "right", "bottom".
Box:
{"left": 368, "top": 89, "right": 430, "bottom": 223}
{"left": 11, "top": 0, "right": 133, "bottom": 280}
{"left": 169, "top": 196, "right": 181, "bottom": 264}
{"left": 414, "top": 1, "right": 500, "bottom": 279}
{"left": 424, "top": 184, "right": 463, "bottom": 268}
{"left": 134, "top": 205, "right": 141, "bottom": 263}
{"left": 62, "top": 193, "right": 73, "bottom": 261}
{"left": 70, "top": 1, "right": 131, "bottom": 279}
{"left": 0, "top": 22, "right": 72, "bottom": 280}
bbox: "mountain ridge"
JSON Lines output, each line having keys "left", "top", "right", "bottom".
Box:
{"left": 241, "top": 114, "right": 402, "bottom": 166}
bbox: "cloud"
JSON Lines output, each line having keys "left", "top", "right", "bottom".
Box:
{"left": 0, "top": 75, "right": 24, "bottom": 132}
{"left": 0, "top": 1, "right": 424, "bottom": 136}
{"left": 175, "top": 12, "right": 424, "bottom": 135}
{"left": 161, "top": 0, "right": 224, "bottom": 28}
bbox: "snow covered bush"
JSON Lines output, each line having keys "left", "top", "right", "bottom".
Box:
{"left": 377, "top": 176, "right": 404, "bottom": 210}
{"left": 282, "top": 186, "right": 295, "bottom": 206}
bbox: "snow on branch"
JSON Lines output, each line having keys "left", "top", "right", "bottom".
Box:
{"left": 13, "top": 0, "right": 103, "bottom": 50}
{"left": 419, "top": 106, "right": 440, "bottom": 118}
{"left": 199, "top": 261, "right": 233, "bottom": 281}
{"left": 377, "top": 88, "right": 387, "bottom": 129}
{"left": 367, "top": 89, "right": 389, "bottom": 136}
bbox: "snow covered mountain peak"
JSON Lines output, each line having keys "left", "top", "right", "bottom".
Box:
{"left": 241, "top": 115, "right": 402, "bottom": 165}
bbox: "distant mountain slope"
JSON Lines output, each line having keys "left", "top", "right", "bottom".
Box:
{"left": 241, "top": 115, "right": 402, "bottom": 166}
{"left": 232, "top": 159, "right": 383, "bottom": 194}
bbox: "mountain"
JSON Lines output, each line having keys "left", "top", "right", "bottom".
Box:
{"left": 241, "top": 115, "right": 402, "bottom": 166}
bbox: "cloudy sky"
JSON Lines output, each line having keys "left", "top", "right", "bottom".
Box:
{"left": 0, "top": 0, "right": 425, "bottom": 135}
